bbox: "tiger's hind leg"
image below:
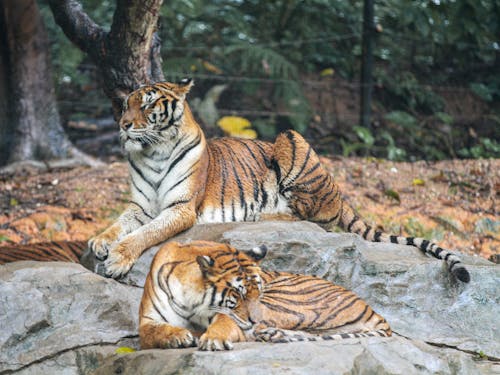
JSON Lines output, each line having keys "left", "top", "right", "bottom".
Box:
{"left": 270, "top": 130, "right": 346, "bottom": 227}
{"left": 270, "top": 130, "right": 470, "bottom": 282}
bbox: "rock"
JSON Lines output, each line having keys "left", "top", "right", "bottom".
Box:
{"left": 9, "top": 221, "right": 499, "bottom": 374}
{"left": 224, "top": 222, "right": 500, "bottom": 360}
{"left": 93, "top": 336, "right": 497, "bottom": 375}
{"left": 0, "top": 262, "right": 141, "bottom": 373}
{"left": 82, "top": 221, "right": 499, "bottom": 359}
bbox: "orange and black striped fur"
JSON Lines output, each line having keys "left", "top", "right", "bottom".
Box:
{"left": 139, "top": 241, "right": 391, "bottom": 351}
{"left": 139, "top": 241, "right": 250, "bottom": 351}
{"left": 0, "top": 241, "right": 86, "bottom": 264}
{"left": 89, "top": 79, "right": 470, "bottom": 283}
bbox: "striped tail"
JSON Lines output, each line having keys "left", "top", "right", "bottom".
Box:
{"left": 336, "top": 204, "right": 471, "bottom": 283}
{"left": 255, "top": 328, "right": 391, "bottom": 344}
{"left": 0, "top": 241, "right": 87, "bottom": 264}
{"left": 269, "top": 130, "right": 470, "bottom": 283}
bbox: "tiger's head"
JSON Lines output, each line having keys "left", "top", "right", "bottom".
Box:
{"left": 197, "top": 245, "right": 268, "bottom": 330}
{"left": 119, "top": 78, "right": 194, "bottom": 152}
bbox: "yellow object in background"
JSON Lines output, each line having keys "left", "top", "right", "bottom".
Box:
{"left": 217, "top": 116, "right": 258, "bottom": 139}
{"left": 320, "top": 68, "right": 335, "bottom": 77}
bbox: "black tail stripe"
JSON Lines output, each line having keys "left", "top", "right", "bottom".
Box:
{"left": 347, "top": 216, "right": 359, "bottom": 232}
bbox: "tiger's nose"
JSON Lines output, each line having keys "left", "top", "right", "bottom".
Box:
{"left": 122, "top": 122, "right": 133, "bottom": 130}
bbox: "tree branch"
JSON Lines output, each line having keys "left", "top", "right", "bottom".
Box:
{"left": 48, "top": 0, "right": 105, "bottom": 58}
{"left": 150, "top": 32, "right": 165, "bottom": 82}
{"left": 108, "top": 0, "right": 163, "bottom": 57}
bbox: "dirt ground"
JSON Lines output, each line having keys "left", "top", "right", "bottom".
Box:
{"left": 0, "top": 156, "right": 498, "bottom": 262}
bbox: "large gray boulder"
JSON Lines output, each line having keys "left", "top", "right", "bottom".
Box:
{"left": 83, "top": 221, "right": 499, "bottom": 358}
{"left": 0, "top": 261, "right": 142, "bottom": 374}
{"left": 3, "top": 221, "right": 499, "bottom": 374}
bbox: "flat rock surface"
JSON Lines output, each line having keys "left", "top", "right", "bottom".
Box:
{"left": 94, "top": 336, "right": 498, "bottom": 375}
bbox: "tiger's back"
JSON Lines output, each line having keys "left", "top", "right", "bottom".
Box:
{"left": 211, "top": 245, "right": 392, "bottom": 343}
{"left": 198, "top": 138, "right": 289, "bottom": 223}
{"left": 242, "top": 269, "right": 392, "bottom": 341}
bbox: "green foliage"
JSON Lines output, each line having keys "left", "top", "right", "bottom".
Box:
{"left": 470, "top": 83, "right": 496, "bottom": 102}
{"left": 158, "top": 0, "right": 365, "bottom": 135}
{"left": 384, "top": 111, "right": 417, "bottom": 129}
{"left": 40, "top": 0, "right": 114, "bottom": 87}
{"left": 458, "top": 138, "right": 500, "bottom": 159}
{"left": 41, "top": 0, "right": 499, "bottom": 160}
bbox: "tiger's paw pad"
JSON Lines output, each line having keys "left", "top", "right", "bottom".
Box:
{"left": 198, "top": 334, "right": 234, "bottom": 351}
{"left": 103, "top": 247, "right": 134, "bottom": 279}
{"left": 88, "top": 236, "right": 112, "bottom": 261}
{"left": 160, "top": 330, "right": 198, "bottom": 349}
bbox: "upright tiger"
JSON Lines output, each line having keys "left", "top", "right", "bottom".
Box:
{"left": 89, "top": 79, "right": 470, "bottom": 283}
{"left": 139, "top": 241, "right": 391, "bottom": 351}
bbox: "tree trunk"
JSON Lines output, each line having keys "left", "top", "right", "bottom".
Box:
{"left": 0, "top": 0, "right": 76, "bottom": 166}
{"left": 49, "top": 0, "right": 165, "bottom": 119}
{"left": 0, "top": 5, "right": 12, "bottom": 165}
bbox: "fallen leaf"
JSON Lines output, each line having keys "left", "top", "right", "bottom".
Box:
{"left": 384, "top": 189, "right": 400, "bottom": 203}
{"left": 412, "top": 178, "right": 425, "bottom": 186}
{"left": 320, "top": 68, "right": 335, "bottom": 77}
{"left": 115, "top": 347, "right": 136, "bottom": 354}
{"left": 217, "top": 116, "right": 257, "bottom": 139}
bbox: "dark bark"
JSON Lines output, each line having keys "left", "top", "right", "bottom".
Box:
{"left": 0, "top": 5, "right": 12, "bottom": 164}
{"left": 48, "top": 0, "right": 165, "bottom": 119}
{"left": 0, "top": 0, "right": 74, "bottom": 165}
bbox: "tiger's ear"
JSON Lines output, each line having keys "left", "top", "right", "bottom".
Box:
{"left": 174, "top": 78, "right": 194, "bottom": 98}
{"left": 196, "top": 255, "right": 215, "bottom": 274}
{"left": 244, "top": 245, "right": 268, "bottom": 262}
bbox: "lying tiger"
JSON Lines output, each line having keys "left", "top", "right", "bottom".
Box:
{"left": 89, "top": 78, "right": 470, "bottom": 283}
{"left": 139, "top": 241, "right": 391, "bottom": 351}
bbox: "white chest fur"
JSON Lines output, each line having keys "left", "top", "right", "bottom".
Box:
{"left": 152, "top": 273, "right": 215, "bottom": 331}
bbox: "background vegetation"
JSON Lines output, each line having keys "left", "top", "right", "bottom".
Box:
{"left": 40, "top": 0, "right": 500, "bottom": 161}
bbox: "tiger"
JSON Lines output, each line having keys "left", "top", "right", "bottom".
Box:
{"left": 88, "top": 78, "right": 470, "bottom": 283}
{"left": 139, "top": 240, "right": 391, "bottom": 351}
{"left": 139, "top": 241, "right": 249, "bottom": 350}
{"left": 0, "top": 241, "right": 86, "bottom": 264}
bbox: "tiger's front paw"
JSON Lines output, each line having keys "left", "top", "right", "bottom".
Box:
{"left": 102, "top": 240, "right": 138, "bottom": 279}
{"left": 88, "top": 236, "right": 112, "bottom": 261}
{"left": 158, "top": 327, "right": 198, "bottom": 349}
{"left": 198, "top": 332, "right": 234, "bottom": 351}
{"left": 88, "top": 226, "right": 121, "bottom": 260}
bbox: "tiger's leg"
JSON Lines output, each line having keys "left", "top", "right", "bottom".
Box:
{"left": 271, "top": 130, "right": 470, "bottom": 282}
{"left": 139, "top": 320, "right": 198, "bottom": 349}
{"left": 139, "top": 258, "right": 198, "bottom": 349}
{"left": 103, "top": 202, "right": 197, "bottom": 278}
{"left": 89, "top": 202, "right": 152, "bottom": 260}
{"left": 199, "top": 313, "right": 246, "bottom": 351}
